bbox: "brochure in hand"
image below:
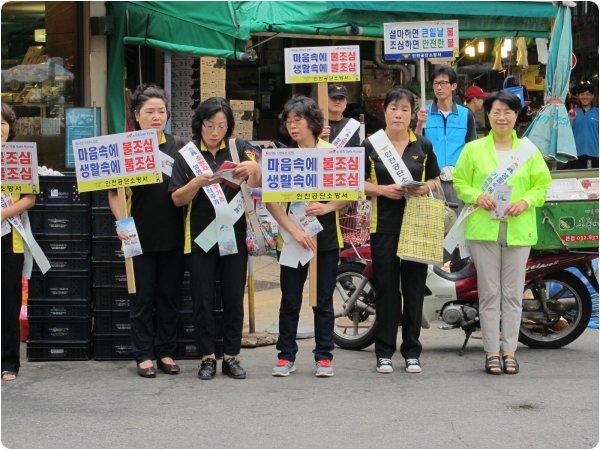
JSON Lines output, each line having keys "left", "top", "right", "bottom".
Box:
{"left": 115, "top": 217, "right": 143, "bottom": 258}
{"left": 208, "top": 161, "right": 242, "bottom": 189}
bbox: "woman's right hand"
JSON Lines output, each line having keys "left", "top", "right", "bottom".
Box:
{"left": 416, "top": 107, "right": 428, "bottom": 125}
{"left": 320, "top": 125, "right": 331, "bottom": 141}
{"left": 379, "top": 184, "right": 405, "bottom": 200}
{"left": 476, "top": 194, "right": 497, "bottom": 211}
{"left": 292, "top": 227, "right": 316, "bottom": 252}
{"left": 193, "top": 173, "right": 213, "bottom": 189}
{"left": 115, "top": 228, "right": 129, "bottom": 241}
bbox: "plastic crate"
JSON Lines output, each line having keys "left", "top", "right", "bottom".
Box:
{"left": 92, "top": 238, "right": 123, "bottom": 262}
{"left": 28, "top": 317, "right": 92, "bottom": 341}
{"left": 92, "top": 262, "right": 127, "bottom": 288}
{"left": 37, "top": 236, "right": 91, "bottom": 256}
{"left": 91, "top": 191, "right": 109, "bottom": 208}
{"left": 94, "top": 334, "right": 134, "bottom": 360}
{"left": 27, "top": 341, "right": 91, "bottom": 361}
{"left": 28, "top": 273, "right": 90, "bottom": 300}
{"left": 180, "top": 289, "right": 192, "bottom": 311}
{"left": 28, "top": 207, "right": 90, "bottom": 237}
{"left": 93, "top": 287, "right": 131, "bottom": 311}
{"left": 175, "top": 340, "right": 200, "bottom": 359}
{"left": 36, "top": 175, "right": 90, "bottom": 206}
{"left": 178, "top": 312, "right": 195, "bottom": 341}
{"left": 28, "top": 299, "right": 91, "bottom": 319}
{"left": 92, "top": 208, "right": 117, "bottom": 238}
{"left": 94, "top": 310, "right": 131, "bottom": 335}
{"left": 34, "top": 256, "right": 90, "bottom": 273}
{"left": 534, "top": 200, "right": 599, "bottom": 250}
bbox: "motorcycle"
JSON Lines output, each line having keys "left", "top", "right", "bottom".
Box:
{"left": 333, "top": 243, "right": 598, "bottom": 353}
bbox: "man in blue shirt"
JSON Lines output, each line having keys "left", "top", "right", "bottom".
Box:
{"left": 569, "top": 82, "right": 599, "bottom": 169}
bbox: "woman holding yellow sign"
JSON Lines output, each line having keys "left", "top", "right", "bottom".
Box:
{"left": 169, "top": 97, "right": 260, "bottom": 381}
{"left": 453, "top": 91, "right": 551, "bottom": 375}
{"left": 1, "top": 103, "right": 36, "bottom": 382}
{"left": 363, "top": 88, "right": 440, "bottom": 375}
{"left": 108, "top": 84, "right": 187, "bottom": 378}
{"left": 267, "top": 95, "right": 349, "bottom": 378}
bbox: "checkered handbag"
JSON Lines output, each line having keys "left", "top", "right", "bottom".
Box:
{"left": 396, "top": 191, "right": 445, "bottom": 265}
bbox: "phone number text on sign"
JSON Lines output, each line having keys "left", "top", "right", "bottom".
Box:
{"left": 72, "top": 129, "right": 162, "bottom": 193}
{"left": 1, "top": 142, "right": 39, "bottom": 194}
{"left": 261, "top": 147, "right": 364, "bottom": 203}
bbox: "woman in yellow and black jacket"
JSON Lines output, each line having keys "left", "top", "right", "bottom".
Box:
{"left": 108, "top": 84, "right": 186, "bottom": 378}
{"left": 1, "top": 103, "right": 36, "bottom": 382}
{"left": 267, "top": 95, "right": 349, "bottom": 378}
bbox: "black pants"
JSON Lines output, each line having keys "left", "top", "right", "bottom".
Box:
{"left": 371, "top": 233, "right": 428, "bottom": 359}
{"left": 276, "top": 249, "right": 339, "bottom": 362}
{"left": 2, "top": 253, "right": 23, "bottom": 374}
{"left": 189, "top": 235, "right": 247, "bottom": 357}
{"left": 131, "top": 249, "right": 184, "bottom": 362}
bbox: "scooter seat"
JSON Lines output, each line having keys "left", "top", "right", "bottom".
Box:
{"left": 433, "top": 262, "right": 476, "bottom": 281}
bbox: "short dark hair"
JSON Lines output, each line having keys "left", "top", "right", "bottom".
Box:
{"left": 483, "top": 91, "right": 522, "bottom": 115}
{"left": 384, "top": 88, "right": 415, "bottom": 111}
{"left": 191, "top": 97, "right": 235, "bottom": 141}
{"left": 130, "top": 84, "right": 169, "bottom": 130}
{"left": 431, "top": 66, "right": 457, "bottom": 84}
{"left": 573, "top": 81, "right": 595, "bottom": 95}
{"left": 1, "top": 103, "right": 16, "bottom": 141}
{"left": 279, "top": 95, "right": 324, "bottom": 139}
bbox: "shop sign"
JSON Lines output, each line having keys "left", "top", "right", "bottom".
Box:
{"left": 284, "top": 45, "right": 360, "bottom": 84}
{"left": 65, "top": 107, "right": 102, "bottom": 168}
{"left": 261, "top": 147, "right": 364, "bottom": 202}
{"left": 1, "top": 142, "right": 40, "bottom": 194}
{"left": 383, "top": 21, "right": 459, "bottom": 60}
{"left": 72, "top": 129, "right": 162, "bottom": 193}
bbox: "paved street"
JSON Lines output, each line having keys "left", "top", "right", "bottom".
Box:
{"left": 2, "top": 324, "right": 597, "bottom": 448}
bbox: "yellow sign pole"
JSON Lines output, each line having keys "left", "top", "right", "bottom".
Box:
{"left": 310, "top": 82, "right": 329, "bottom": 307}
{"left": 117, "top": 187, "right": 136, "bottom": 294}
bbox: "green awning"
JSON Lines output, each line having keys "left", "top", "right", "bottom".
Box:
{"left": 106, "top": 1, "right": 248, "bottom": 133}
{"left": 236, "top": 1, "right": 554, "bottom": 39}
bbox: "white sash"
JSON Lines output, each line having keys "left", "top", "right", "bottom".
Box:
{"left": 178, "top": 142, "right": 242, "bottom": 255}
{"left": 1, "top": 194, "right": 51, "bottom": 278}
{"left": 444, "top": 137, "right": 539, "bottom": 257}
{"left": 368, "top": 129, "right": 414, "bottom": 184}
{"left": 331, "top": 118, "right": 360, "bottom": 149}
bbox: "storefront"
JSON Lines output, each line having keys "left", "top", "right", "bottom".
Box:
{"left": 1, "top": 2, "right": 84, "bottom": 171}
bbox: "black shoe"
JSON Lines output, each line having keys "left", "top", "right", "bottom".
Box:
{"left": 222, "top": 357, "right": 246, "bottom": 379}
{"left": 197, "top": 359, "right": 217, "bottom": 380}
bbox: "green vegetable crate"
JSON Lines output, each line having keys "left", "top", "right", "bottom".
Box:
{"left": 534, "top": 200, "right": 599, "bottom": 251}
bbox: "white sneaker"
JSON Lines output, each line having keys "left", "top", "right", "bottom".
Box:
{"left": 405, "top": 358, "right": 422, "bottom": 373}
{"left": 272, "top": 359, "right": 296, "bottom": 377}
{"left": 376, "top": 358, "right": 393, "bottom": 373}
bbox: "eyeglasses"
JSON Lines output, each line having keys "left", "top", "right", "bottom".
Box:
{"left": 433, "top": 81, "right": 452, "bottom": 87}
{"left": 202, "top": 122, "right": 228, "bottom": 131}
{"left": 284, "top": 117, "right": 305, "bottom": 126}
{"left": 489, "top": 110, "right": 517, "bottom": 118}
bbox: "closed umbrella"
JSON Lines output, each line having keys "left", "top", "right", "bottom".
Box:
{"left": 523, "top": 3, "right": 576, "bottom": 163}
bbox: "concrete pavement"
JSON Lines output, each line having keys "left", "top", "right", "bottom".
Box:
{"left": 2, "top": 326, "right": 598, "bottom": 448}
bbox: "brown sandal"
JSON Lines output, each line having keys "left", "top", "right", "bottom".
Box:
{"left": 485, "top": 355, "right": 502, "bottom": 375}
{"left": 502, "top": 355, "right": 519, "bottom": 374}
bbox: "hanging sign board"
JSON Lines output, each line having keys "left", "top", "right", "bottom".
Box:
{"left": 72, "top": 129, "right": 162, "bottom": 193}
{"left": 65, "top": 107, "right": 102, "bottom": 168}
{"left": 284, "top": 45, "right": 360, "bottom": 84}
{"left": 261, "top": 147, "right": 364, "bottom": 203}
{"left": 1, "top": 142, "right": 39, "bottom": 194}
{"left": 383, "top": 21, "right": 459, "bottom": 60}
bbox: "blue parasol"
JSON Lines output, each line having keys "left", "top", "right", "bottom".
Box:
{"left": 523, "top": 3, "right": 577, "bottom": 163}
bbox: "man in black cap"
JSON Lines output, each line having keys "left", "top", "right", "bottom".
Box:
{"left": 320, "top": 84, "right": 361, "bottom": 146}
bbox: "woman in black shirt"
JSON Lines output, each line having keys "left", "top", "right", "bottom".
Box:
{"left": 108, "top": 84, "right": 186, "bottom": 378}
{"left": 363, "top": 88, "right": 440, "bottom": 375}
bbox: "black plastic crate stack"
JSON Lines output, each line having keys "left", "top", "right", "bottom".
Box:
{"left": 27, "top": 175, "right": 92, "bottom": 361}
{"left": 91, "top": 191, "right": 134, "bottom": 360}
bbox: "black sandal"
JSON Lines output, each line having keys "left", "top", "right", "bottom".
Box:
{"left": 502, "top": 355, "right": 519, "bottom": 374}
{"left": 485, "top": 355, "right": 502, "bottom": 375}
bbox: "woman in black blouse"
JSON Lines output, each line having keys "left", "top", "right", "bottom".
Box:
{"left": 363, "top": 88, "right": 440, "bottom": 375}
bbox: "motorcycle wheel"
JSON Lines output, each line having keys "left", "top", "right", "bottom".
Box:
{"left": 519, "top": 270, "right": 592, "bottom": 349}
{"left": 333, "top": 263, "right": 377, "bottom": 350}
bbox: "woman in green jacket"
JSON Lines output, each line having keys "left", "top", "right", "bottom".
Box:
{"left": 453, "top": 91, "right": 551, "bottom": 375}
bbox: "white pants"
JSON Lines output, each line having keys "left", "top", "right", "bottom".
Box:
{"left": 467, "top": 223, "right": 531, "bottom": 353}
